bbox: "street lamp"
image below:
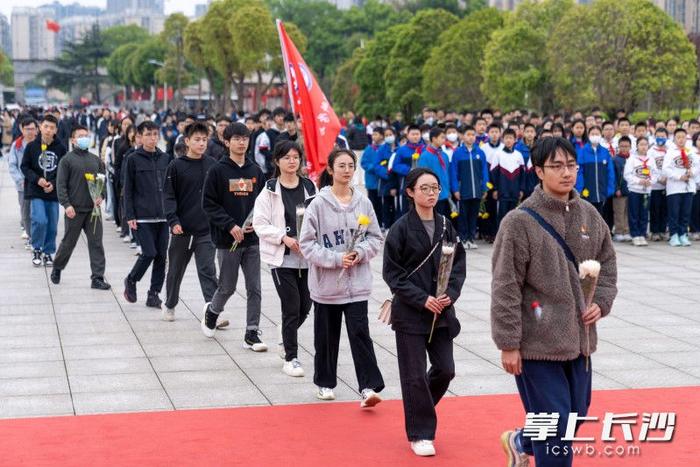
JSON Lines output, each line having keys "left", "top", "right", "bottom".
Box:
{"left": 148, "top": 59, "right": 167, "bottom": 111}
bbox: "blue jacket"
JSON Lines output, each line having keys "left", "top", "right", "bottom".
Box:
{"left": 449, "top": 144, "right": 488, "bottom": 200}
{"left": 516, "top": 140, "right": 539, "bottom": 196}
{"left": 490, "top": 147, "right": 525, "bottom": 201}
{"left": 375, "top": 143, "right": 398, "bottom": 196}
{"left": 612, "top": 154, "right": 629, "bottom": 196}
{"left": 392, "top": 142, "right": 425, "bottom": 179}
{"left": 575, "top": 143, "right": 616, "bottom": 203}
{"left": 360, "top": 144, "right": 381, "bottom": 190}
{"left": 417, "top": 145, "right": 450, "bottom": 201}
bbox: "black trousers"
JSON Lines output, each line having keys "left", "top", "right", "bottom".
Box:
{"left": 128, "top": 222, "right": 168, "bottom": 293}
{"left": 649, "top": 189, "right": 668, "bottom": 234}
{"left": 53, "top": 211, "right": 106, "bottom": 279}
{"left": 165, "top": 233, "right": 218, "bottom": 309}
{"left": 367, "top": 188, "right": 383, "bottom": 228}
{"left": 395, "top": 328, "right": 455, "bottom": 441}
{"left": 497, "top": 199, "right": 518, "bottom": 230}
{"left": 381, "top": 194, "right": 396, "bottom": 229}
{"left": 690, "top": 191, "right": 700, "bottom": 233}
{"left": 272, "top": 268, "right": 312, "bottom": 361}
{"left": 313, "top": 300, "right": 385, "bottom": 392}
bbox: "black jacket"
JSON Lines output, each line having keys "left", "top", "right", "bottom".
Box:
{"left": 202, "top": 156, "right": 265, "bottom": 249}
{"left": 383, "top": 209, "right": 466, "bottom": 337}
{"left": 206, "top": 137, "right": 228, "bottom": 160}
{"left": 20, "top": 136, "right": 67, "bottom": 201}
{"left": 123, "top": 147, "right": 173, "bottom": 221}
{"left": 164, "top": 155, "right": 217, "bottom": 236}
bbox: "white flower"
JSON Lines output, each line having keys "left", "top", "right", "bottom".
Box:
{"left": 579, "top": 260, "right": 601, "bottom": 279}
{"left": 96, "top": 173, "right": 106, "bottom": 182}
{"left": 441, "top": 245, "right": 455, "bottom": 255}
{"left": 296, "top": 206, "right": 305, "bottom": 216}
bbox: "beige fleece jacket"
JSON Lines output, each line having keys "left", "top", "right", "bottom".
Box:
{"left": 490, "top": 185, "right": 618, "bottom": 361}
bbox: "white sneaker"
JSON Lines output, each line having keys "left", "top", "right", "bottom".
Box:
{"left": 360, "top": 388, "right": 382, "bottom": 408}
{"left": 410, "top": 440, "right": 436, "bottom": 457}
{"left": 623, "top": 234, "right": 633, "bottom": 242}
{"left": 162, "top": 307, "right": 175, "bottom": 321}
{"left": 613, "top": 234, "right": 625, "bottom": 242}
{"left": 632, "top": 237, "right": 641, "bottom": 246}
{"left": 200, "top": 302, "right": 217, "bottom": 338}
{"left": 638, "top": 237, "right": 648, "bottom": 246}
{"left": 21, "top": 230, "right": 28, "bottom": 240}
{"left": 316, "top": 386, "right": 335, "bottom": 400}
{"left": 122, "top": 236, "right": 131, "bottom": 243}
{"left": 468, "top": 241, "right": 478, "bottom": 250}
{"left": 282, "top": 358, "right": 304, "bottom": 377}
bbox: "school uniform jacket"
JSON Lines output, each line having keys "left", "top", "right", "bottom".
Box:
{"left": 449, "top": 144, "right": 488, "bottom": 200}
{"left": 383, "top": 210, "right": 466, "bottom": 337}
{"left": 575, "top": 143, "right": 615, "bottom": 204}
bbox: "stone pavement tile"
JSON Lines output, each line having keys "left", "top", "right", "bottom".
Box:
{"left": 168, "top": 385, "right": 268, "bottom": 409}
{"left": 134, "top": 329, "right": 207, "bottom": 344}
{"left": 69, "top": 373, "right": 162, "bottom": 393}
{"left": 227, "top": 351, "right": 291, "bottom": 370}
{"left": 591, "top": 373, "right": 629, "bottom": 390}
{"left": 141, "top": 341, "right": 226, "bottom": 358}
{"left": 55, "top": 311, "right": 127, "bottom": 325}
{"left": 641, "top": 351, "right": 699, "bottom": 369}
{"left": 590, "top": 352, "right": 666, "bottom": 371}
{"left": 150, "top": 355, "right": 239, "bottom": 373}
{"left": 53, "top": 302, "right": 124, "bottom": 314}
{"left": 0, "top": 394, "right": 74, "bottom": 419}
{"left": 635, "top": 325, "right": 700, "bottom": 339}
{"left": 0, "top": 361, "right": 66, "bottom": 379}
{"left": 0, "top": 333, "right": 61, "bottom": 349}
{"left": 0, "top": 347, "right": 64, "bottom": 364}
{"left": 62, "top": 343, "right": 146, "bottom": 360}
{"left": 454, "top": 358, "right": 504, "bottom": 377}
{"left": 72, "top": 390, "right": 172, "bottom": 415}
{"left": 613, "top": 337, "right": 696, "bottom": 353}
{"left": 0, "top": 314, "right": 56, "bottom": 325}
{"left": 60, "top": 331, "right": 139, "bottom": 347}
{"left": 262, "top": 381, "right": 339, "bottom": 405}
{"left": 158, "top": 370, "right": 251, "bottom": 390}
{"left": 0, "top": 304, "right": 55, "bottom": 316}
{"left": 0, "top": 376, "right": 69, "bottom": 397}
{"left": 449, "top": 374, "right": 517, "bottom": 396}
{"left": 66, "top": 357, "right": 153, "bottom": 376}
{"left": 0, "top": 323, "right": 58, "bottom": 337}
{"left": 57, "top": 320, "right": 135, "bottom": 336}
{"left": 606, "top": 368, "right": 700, "bottom": 388}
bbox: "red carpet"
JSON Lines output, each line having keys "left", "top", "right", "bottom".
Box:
{"left": 0, "top": 386, "right": 696, "bottom": 466}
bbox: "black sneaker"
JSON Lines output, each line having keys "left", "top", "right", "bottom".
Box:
{"left": 146, "top": 291, "right": 162, "bottom": 309}
{"left": 91, "top": 277, "right": 111, "bottom": 290}
{"left": 201, "top": 303, "right": 217, "bottom": 338}
{"left": 32, "top": 250, "right": 42, "bottom": 267}
{"left": 123, "top": 277, "right": 137, "bottom": 303}
{"left": 244, "top": 330, "right": 268, "bottom": 352}
{"left": 43, "top": 254, "right": 53, "bottom": 267}
{"left": 50, "top": 268, "right": 61, "bottom": 284}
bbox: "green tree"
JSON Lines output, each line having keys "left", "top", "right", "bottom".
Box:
{"left": 331, "top": 48, "right": 364, "bottom": 113}
{"left": 0, "top": 51, "right": 13, "bottom": 86}
{"left": 184, "top": 19, "right": 223, "bottom": 112}
{"left": 548, "top": 0, "right": 697, "bottom": 112}
{"left": 480, "top": 0, "right": 573, "bottom": 111}
{"left": 161, "top": 13, "right": 191, "bottom": 107}
{"left": 402, "top": 0, "right": 485, "bottom": 17}
{"left": 125, "top": 37, "right": 167, "bottom": 90}
{"left": 353, "top": 24, "right": 407, "bottom": 116}
{"left": 422, "top": 8, "right": 504, "bottom": 110}
{"left": 384, "top": 9, "right": 458, "bottom": 116}
{"left": 102, "top": 24, "right": 149, "bottom": 53}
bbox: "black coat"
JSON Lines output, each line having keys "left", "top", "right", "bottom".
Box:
{"left": 123, "top": 147, "right": 173, "bottom": 221}
{"left": 164, "top": 155, "right": 217, "bottom": 236}
{"left": 20, "top": 137, "right": 67, "bottom": 201}
{"left": 383, "top": 209, "right": 466, "bottom": 337}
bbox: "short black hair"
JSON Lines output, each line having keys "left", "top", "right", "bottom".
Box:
{"left": 284, "top": 112, "right": 296, "bottom": 123}
{"left": 184, "top": 122, "right": 209, "bottom": 139}
{"left": 404, "top": 167, "right": 440, "bottom": 204}
{"left": 655, "top": 127, "right": 668, "bottom": 136}
{"left": 71, "top": 125, "right": 89, "bottom": 137}
{"left": 689, "top": 119, "right": 700, "bottom": 127}
{"left": 531, "top": 137, "right": 576, "bottom": 168}
{"left": 20, "top": 117, "right": 38, "bottom": 128}
{"left": 674, "top": 128, "right": 687, "bottom": 135}
{"left": 487, "top": 123, "right": 501, "bottom": 132}
{"left": 215, "top": 115, "right": 232, "bottom": 124}
{"left": 272, "top": 107, "right": 287, "bottom": 118}
{"left": 502, "top": 128, "right": 516, "bottom": 139}
{"left": 223, "top": 122, "right": 250, "bottom": 140}
{"left": 617, "top": 136, "right": 632, "bottom": 146}
{"left": 618, "top": 117, "right": 631, "bottom": 125}
{"left": 41, "top": 114, "right": 59, "bottom": 126}
{"left": 587, "top": 125, "right": 602, "bottom": 135}
{"left": 429, "top": 127, "right": 444, "bottom": 142}
{"left": 372, "top": 126, "right": 384, "bottom": 136}
{"left": 635, "top": 121, "right": 647, "bottom": 129}
{"left": 602, "top": 121, "right": 615, "bottom": 129}
{"left": 462, "top": 125, "right": 475, "bottom": 133}
{"left": 406, "top": 124, "right": 421, "bottom": 134}
{"left": 137, "top": 121, "right": 159, "bottom": 134}
{"left": 524, "top": 123, "right": 536, "bottom": 131}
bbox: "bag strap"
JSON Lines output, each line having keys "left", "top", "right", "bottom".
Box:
{"left": 520, "top": 207, "right": 577, "bottom": 267}
{"left": 407, "top": 215, "right": 447, "bottom": 279}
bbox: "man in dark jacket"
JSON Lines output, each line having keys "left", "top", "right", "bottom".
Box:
{"left": 50, "top": 125, "right": 110, "bottom": 290}
{"left": 20, "top": 114, "right": 67, "bottom": 267}
{"left": 123, "top": 121, "right": 173, "bottom": 308}
{"left": 201, "top": 122, "right": 267, "bottom": 351}
{"left": 205, "top": 116, "right": 230, "bottom": 160}
{"left": 162, "top": 122, "right": 218, "bottom": 321}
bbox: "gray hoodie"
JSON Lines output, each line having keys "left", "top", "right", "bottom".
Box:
{"left": 299, "top": 186, "right": 383, "bottom": 304}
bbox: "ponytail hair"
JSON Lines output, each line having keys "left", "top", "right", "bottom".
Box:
{"left": 318, "top": 148, "right": 357, "bottom": 189}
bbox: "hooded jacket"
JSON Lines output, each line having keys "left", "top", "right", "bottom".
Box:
{"left": 123, "top": 147, "right": 172, "bottom": 221}
{"left": 163, "top": 155, "right": 217, "bottom": 236}
{"left": 575, "top": 143, "right": 616, "bottom": 203}
{"left": 299, "top": 186, "right": 383, "bottom": 305}
{"left": 490, "top": 186, "right": 618, "bottom": 361}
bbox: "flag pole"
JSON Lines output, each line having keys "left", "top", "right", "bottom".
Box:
{"left": 276, "top": 19, "right": 296, "bottom": 115}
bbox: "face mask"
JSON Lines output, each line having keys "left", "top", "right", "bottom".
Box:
{"left": 655, "top": 137, "right": 667, "bottom": 146}
{"left": 426, "top": 117, "right": 434, "bottom": 125}
{"left": 588, "top": 135, "right": 601, "bottom": 146}
{"left": 422, "top": 132, "right": 430, "bottom": 142}
{"left": 446, "top": 133, "right": 458, "bottom": 143}
{"left": 385, "top": 135, "right": 395, "bottom": 145}
{"left": 75, "top": 136, "right": 91, "bottom": 150}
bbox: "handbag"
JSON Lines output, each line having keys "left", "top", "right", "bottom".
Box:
{"left": 378, "top": 216, "right": 447, "bottom": 325}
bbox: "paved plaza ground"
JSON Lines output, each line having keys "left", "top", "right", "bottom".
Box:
{"left": 1, "top": 158, "right": 699, "bottom": 420}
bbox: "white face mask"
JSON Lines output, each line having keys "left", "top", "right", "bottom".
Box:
{"left": 589, "top": 135, "right": 601, "bottom": 146}
{"left": 385, "top": 135, "right": 395, "bottom": 145}
{"left": 446, "top": 133, "right": 458, "bottom": 143}
{"left": 422, "top": 132, "right": 430, "bottom": 142}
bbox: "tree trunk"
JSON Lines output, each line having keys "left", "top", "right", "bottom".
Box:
{"left": 221, "top": 75, "right": 231, "bottom": 115}
{"left": 233, "top": 74, "right": 246, "bottom": 114}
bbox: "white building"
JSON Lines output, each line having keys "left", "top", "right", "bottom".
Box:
{"left": 11, "top": 7, "right": 58, "bottom": 61}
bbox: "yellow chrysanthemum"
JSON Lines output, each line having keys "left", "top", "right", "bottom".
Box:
{"left": 482, "top": 213, "right": 490, "bottom": 220}
{"left": 41, "top": 144, "right": 47, "bottom": 151}
{"left": 357, "top": 214, "right": 371, "bottom": 226}
{"left": 582, "top": 188, "right": 590, "bottom": 198}
{"left": 486, "top": 182, "right": 494, "bottom": 190}
{"left": 450, "top": 211, "right": 459, "bottom": 219}
{"left": 84, "top": 173, "right": 95, "bottom": 182}
{"left": 412, "top": 153, "right": 420, "bottom": 160}
{"left": 380, "top": 160, "right": 387, "bottom": 166}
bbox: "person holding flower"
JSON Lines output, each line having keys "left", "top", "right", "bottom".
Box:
{"left": 624, "top": 137, "right": 657, "bottom": 246}
{"left": 389, "top": 124, "right": 425, "bottom": 215}
{"left": 299, "top": 148, "right": 385, "bottom": 406}
{"left": 491, "top": 137, "right": 617, "bottom": 467}
{"left": 383, "top": 167, "right": 466, "bottom": 457}
{"left": 663, "top": 128, "right": 700, "bottom": 246}
{"left": 50, "top": 125, "right": 110, "bottom": 290}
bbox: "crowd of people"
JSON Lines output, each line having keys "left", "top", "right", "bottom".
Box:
{"left": 5, "top": 102, "right": 668, "bottom": 465}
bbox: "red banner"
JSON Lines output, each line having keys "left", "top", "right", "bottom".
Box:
{"left": 277, "top": 19, "right": 341, "bottom": 179}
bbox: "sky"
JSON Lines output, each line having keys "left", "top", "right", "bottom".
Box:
{"left": 1, "top": 1, "right": 198, "bottom": 20}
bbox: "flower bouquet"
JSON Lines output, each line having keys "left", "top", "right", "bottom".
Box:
{"left": 230, "top": 209, "right": 254, "bottom": 252}
{"left": 447, "top": 197, "right": 459, "bottom": 220}
{"left": 337, "top": 214, "right": 371, "bottom": 284}
{"left": 85, "top": 173, "right": 106, "bottom": 233}
{"left": 428, "top": 241, "right": 455, "bottom": 343}
{"left": 579, "top": 259, "right": 601, "bottom": 372}
{"left": 411, "top": 152, "right": 420, "bottom": 169}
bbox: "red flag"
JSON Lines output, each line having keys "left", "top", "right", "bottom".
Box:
{"left": 277, "top": 20, "right": 341, "bottom": 180}
{"left": 46, "top": 20, "right": 60, "bottom": 33}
